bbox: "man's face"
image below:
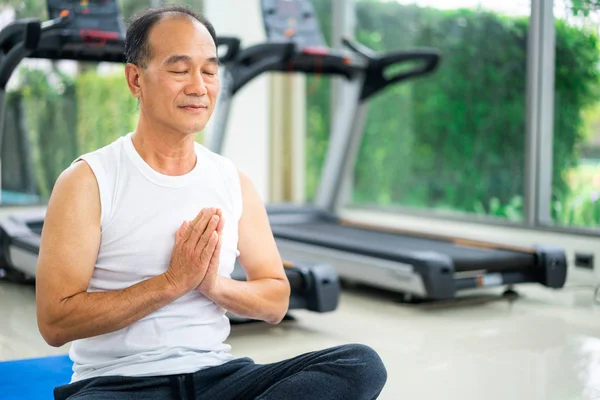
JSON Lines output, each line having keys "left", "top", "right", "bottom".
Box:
{"left": 129, "top": 16, "right": 220, "bottom": 135}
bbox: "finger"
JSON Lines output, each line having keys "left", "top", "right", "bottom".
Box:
{"left": 210, "top": 208, "right": 224, "bottom": 235}
{"left": 186, "top": 208, "right": 216, "bottom": 237}
{"left": 199, "top": 208, "right": 219, "bottom": 235}
{"left": 194, "top": 207, "right": 218, "bottom": 233}
{"left": 216, "top": 214, "right": 225, "bottom": 235}
{"left": 192, "top": 208, "right": 210, "bottom": 224}
{"left": 192, "top": 214, "right": 220, "bottom": 260}
{"left": 182, "top": 210, "right": 204, "bottom": 241}
{"left": 187, "top": 209, "right": 216, "bottom": 245}
{"left": 195, "top": 214, "right": 220, "bottom": 248}
{"left": 199, "top": 231, "right": 219, "bottom": 266}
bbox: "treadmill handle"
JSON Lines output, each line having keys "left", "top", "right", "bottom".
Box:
{"left": 342, "top": 37, "right": 441, "bottom": 100}
{"left": 368, "top": 49, "right": 440, "bottom": 101}
{"left": 0, "top": 19, "right": 42, "bottom": 89}
{"left": 216, "top": 36, "right": 241, "bottom": 64}
{"left": 0, "top": 14, "right": 73, "bottom": 89}
{"left": 0, "top": 18, "right": 41, "bottom": 51}
{"left": 230, "top": 42, "right": 296, "bottom": 94}
{"left": 236, "top": 41, "right": 295, "bottom": 66}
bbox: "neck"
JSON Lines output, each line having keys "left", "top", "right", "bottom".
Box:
{"left": 132, "top": 117, "right": 197, "bottom": 176}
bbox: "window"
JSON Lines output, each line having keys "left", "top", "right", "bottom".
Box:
{"left": 337, "top": 0, "right": 533, "bottom": 221}
{"left": 552, "top": 0, "right": 600, "bottom": 229}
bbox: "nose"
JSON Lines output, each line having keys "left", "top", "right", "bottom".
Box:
{"left": 184, "top": 71, "right": 208, "bottom": 97}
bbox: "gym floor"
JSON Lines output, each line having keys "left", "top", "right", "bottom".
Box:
{"left": 1, "top": 277, "right": 600, "bottom": 399}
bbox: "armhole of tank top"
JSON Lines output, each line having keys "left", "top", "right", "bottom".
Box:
{"left": 73, "top": 155, "right": 112, "bottom": 231}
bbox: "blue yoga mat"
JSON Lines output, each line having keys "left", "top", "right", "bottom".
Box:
{"left": 0, "top": 354, "right": 72, "bottom": 399}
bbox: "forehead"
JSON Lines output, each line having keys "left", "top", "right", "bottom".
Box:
{"left": 147, "top": 15, "right": 216, "bottom": 59}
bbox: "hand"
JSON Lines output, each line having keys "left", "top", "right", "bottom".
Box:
{"left": 164, "top": 208, "right": 220, "bottom": 294}
{"left": 197, "top": 208, "right": 225, "bottom": 297}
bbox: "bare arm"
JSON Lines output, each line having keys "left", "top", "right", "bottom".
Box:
{"left": 36, "top": 161, "right": 216, "bottom": 347}
{"left": 201, "top": 169, "right": 290, "bottom": 324}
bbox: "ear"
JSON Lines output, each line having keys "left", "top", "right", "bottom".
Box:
{"left": 125, "top": 63, "right": 143, "bottom": 99}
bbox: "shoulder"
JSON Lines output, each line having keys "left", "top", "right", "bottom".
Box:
{"left": 51, "top": 161, "right": 99, "bottom": 208}
{"left": 44, "top": 160, "right": 101, "bottom": 234}
{"left": 50, "top": 136, "right": 126, "bottom": 216}
{"left": 56, "top": 160, "right": 98, "bottom": 192}
{"left": 66, "top": 136, "right": 126, "bottom": 193}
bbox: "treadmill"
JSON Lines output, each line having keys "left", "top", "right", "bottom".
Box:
{"left": 0, "top": 0, "right": 340, "bottom": 315}
{"left": 213, "top": 0, "right": 569, "bottom": 301}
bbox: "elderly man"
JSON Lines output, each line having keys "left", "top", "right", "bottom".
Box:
{"left": 36, "top": 5, "right": 387, "bottom": 399}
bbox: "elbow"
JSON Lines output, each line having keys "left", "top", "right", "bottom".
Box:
{"left": 47, "top": 338, "right": 68, "bottom": 348}
{"left": 265, "top": 281, "right": 290, "bottom": 324}
{"left": 38, "top": 321, "right": 68, "bottom": 348}
{"left": 265, "top": 310, "right": 287, "bottom": 325}
{"left": 266, "top": 306, "right": 288, "bottom": 324}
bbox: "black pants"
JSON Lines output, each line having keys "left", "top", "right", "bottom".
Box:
{"left": 54, "top": 344, "right": 387, "bottom": 399}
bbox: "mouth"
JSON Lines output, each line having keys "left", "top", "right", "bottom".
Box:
{"left": 179, "top": 105, "right": 208, "bottom": 111}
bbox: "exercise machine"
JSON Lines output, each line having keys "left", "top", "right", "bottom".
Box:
{"left": 209, "top": 0, "right": 569, "bottom": 301}
{"left": 0, "top": 0, "right": 340, "bottom": 314}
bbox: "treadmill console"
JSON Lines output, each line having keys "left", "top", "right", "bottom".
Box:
{"left": 261, "top": 0, "right": 326, "bottom": 47}
{"left": 46, "top": 0, "right": 126, "bottom": 43}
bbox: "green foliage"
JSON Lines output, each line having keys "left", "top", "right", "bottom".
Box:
{"left": 3, "top": 0, "right": 48, "bottom": 20}
{"left": 75, "top": 68, "right": 138, "bottom": 155}
{"left": 553, "top": 163, "right": 600, "bottom": 226}
{"left": 305, "top": 1, "right": 600, "bottom": 227}
{"left": 571, "top": 0, "right": 600, "bottom": 17}
{"left": 553, "top": 18, "right": 600, "bottom": 227}
{"left": 16, "top": 67, "right": 78, "bottom": 198}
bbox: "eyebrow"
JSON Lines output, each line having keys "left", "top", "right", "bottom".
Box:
{"left": 163, "top": 54, "right": 219, "bottom": 65}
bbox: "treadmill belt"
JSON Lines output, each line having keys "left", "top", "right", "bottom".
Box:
{"left": 271, "top": 221, "right": 536, "bottom": 272}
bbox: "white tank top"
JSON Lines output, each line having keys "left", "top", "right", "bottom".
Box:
{"left": 67, "top": 132, "right": 241, "bottom": 382}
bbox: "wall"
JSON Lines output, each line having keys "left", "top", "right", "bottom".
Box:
{"left": 203, "top": 0, "right": 271, "bottom": 201}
